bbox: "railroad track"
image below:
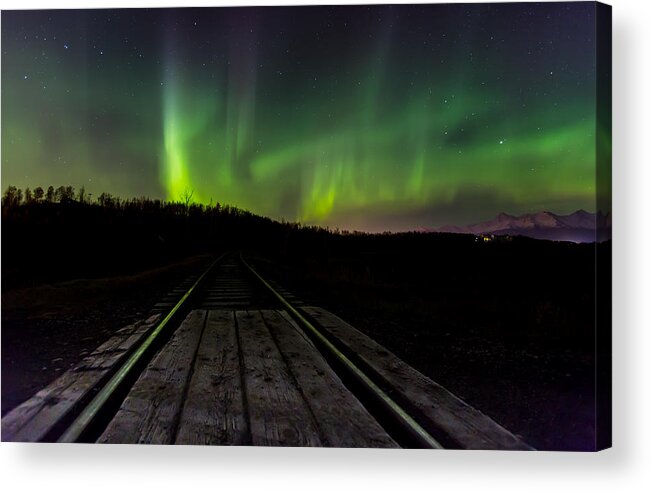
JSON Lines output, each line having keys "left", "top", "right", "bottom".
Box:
{"left": 1, "top": 252, "right": 532, "bottom": 449}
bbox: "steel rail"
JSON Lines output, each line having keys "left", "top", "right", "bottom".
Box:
{"left": 240, "top": 254, "right": 444, "bottom": 449}
{"left": 57, "top": 252, "right": 228, "bottom": 443}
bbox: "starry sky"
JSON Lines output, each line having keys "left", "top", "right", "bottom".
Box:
{"left": 1, "top": 3, "right": 608, "bottom": 231}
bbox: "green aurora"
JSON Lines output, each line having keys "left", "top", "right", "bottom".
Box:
{"left": 1, "top": 4, "right": 608, "bottom": 231}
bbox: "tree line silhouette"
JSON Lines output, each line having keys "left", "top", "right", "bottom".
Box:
{"left": 2, "top": 183, "right": 607, "bottom": 353}
{"left": 3, "top": 184, "right": 80, "bottom": 206}
{"left": 1, "top": 184, "right": 375, "bottom": 290}
{"left": 3, "top": 184, "right": 243, "bottom": 213}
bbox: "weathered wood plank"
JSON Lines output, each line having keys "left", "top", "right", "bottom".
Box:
{"left": 262, "top": 310, "right": 398, "bottom": 448}
{"left": 175, "top": 310, "right": 248, "bottom": 445}
{"left": 98, "top": 310, "right": 207, "bottom": 444}
{"left": 1, "top": 314, "right": 161, "bottom": 442}
{"left": 302, "top": 306, "right": 532, "bottom": 450}
{"left": 236, "top": 310, "right": 322, "bottom": 447}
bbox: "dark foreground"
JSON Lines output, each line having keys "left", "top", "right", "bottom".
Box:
{"left": 1, "top": 255, "right": 212, "bottom": 414}
{"left": 2, "top": 254, "right": 530, "bottom": 449}
{"left": 249, "top": 235, "right": 608, "bottom": 451}
{"left": 1, "top": 197, "right": 609, "bottom": 449}
{"left": 2, "top": 242, "right": 603, "bottom": 450}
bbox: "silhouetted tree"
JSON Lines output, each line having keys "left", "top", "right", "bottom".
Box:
{"left": 45, "top": 186, "right": 55, "bottom": 202}
{"left": 2, "top": 186, "right": 22, "bottom": 208}
{"left": 24, "top": 187, "right": 33, "bottom": 203}
{"left": 64, "top": 185, "right": 75, "bottom": 203}
{"left": 33, "top": 187, "right": 44, "bottom": 202}
{"left": 98, "top": 192, "right": 114, "bottom": 207}
{"left": 78, "top": 186, "right": 86, "bottom": 204}
{"left": 55, "top": 185, "right": 75, "bottom": 203}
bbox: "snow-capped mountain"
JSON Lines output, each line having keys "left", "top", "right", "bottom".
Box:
{"left": 436, "top": 210, "right": 611, "bottom": 243}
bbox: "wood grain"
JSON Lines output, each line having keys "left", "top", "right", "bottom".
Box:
{"left": 236, "top": 310, "right": 322, "bottom": 447}
{"left": 175, "top": 310, "right": 248, "bottom": 445}
{"left": 262, "top": 310, "right": 398, "bottom": 448}
{"left": 98, "top": 310, "right": 207, "bottom": 444}
{"left": 302, "top": 306, "right": 532, "bottom": 450}
{"left": 1, "top": 314, "right": 161, "bottom": 442}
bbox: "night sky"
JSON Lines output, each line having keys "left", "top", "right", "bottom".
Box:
{"left": 1, "top": 3, "right": 605, "bottom": 231}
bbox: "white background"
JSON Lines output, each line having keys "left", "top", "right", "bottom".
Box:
{"left": 1, "top": 0, "right": 649, "bottom": 489}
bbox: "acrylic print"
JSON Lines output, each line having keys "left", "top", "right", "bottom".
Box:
{"left": 1, "top": 2, "right": 611, "bottom": 450}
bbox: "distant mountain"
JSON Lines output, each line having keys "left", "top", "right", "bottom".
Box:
{"left": 435, "top": 210, "right": 611, "bottom": 243}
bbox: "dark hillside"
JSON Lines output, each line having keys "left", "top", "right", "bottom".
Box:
{"left": 2, "top": 186, "right": 605, "bottom": 449}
